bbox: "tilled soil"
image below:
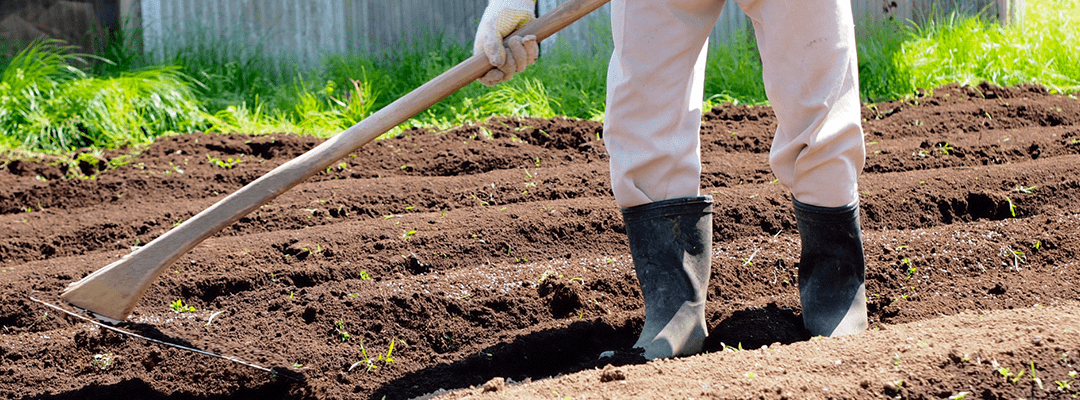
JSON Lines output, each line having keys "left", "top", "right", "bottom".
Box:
{"left": 1, "top": 83, "right": 1079, "bottom": 399}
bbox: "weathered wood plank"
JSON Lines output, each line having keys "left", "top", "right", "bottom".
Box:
{"left": 133, "top": 0, "right": 1024, "bottom": 66}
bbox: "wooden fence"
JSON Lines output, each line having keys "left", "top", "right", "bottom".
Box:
{"left": 128, "top": 0, "right": 1024, "bottom": 68}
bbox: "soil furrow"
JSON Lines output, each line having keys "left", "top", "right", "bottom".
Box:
{"left": 2, "top": 83, "right": 1079, "bottom": 399}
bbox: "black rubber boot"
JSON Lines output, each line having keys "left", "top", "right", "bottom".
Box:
{"left": 793, "top": 199, "right": 868, "bottom": 337}
{"left": 622, "top": 196, "right": 713, "bottom": 359}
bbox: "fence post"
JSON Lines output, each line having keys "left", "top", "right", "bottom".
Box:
{"left": 996, "top": 0, "right": 1025, "bottom": 26}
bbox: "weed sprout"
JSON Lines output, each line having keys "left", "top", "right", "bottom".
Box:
{"left": 91, "top": 353, "right": 114, "bottom": 370}
{"left": 206, "top": 154, "right": 241, "bottom": 169}
{"left": 170, "top": 299, "right": 196, "bottom": 313}
{"left": 1005, "top": 196, "right": 1018, "bottom": 217}
{"left": 349, "top": 338, "right": 396, "bottom": 373}
{"left": 334, "top": 319, "right": 351, "bottom": 342}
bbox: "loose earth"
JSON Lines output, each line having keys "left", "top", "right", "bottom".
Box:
{"left": 1, "top": 83, "right": 1079, "bottom": 399}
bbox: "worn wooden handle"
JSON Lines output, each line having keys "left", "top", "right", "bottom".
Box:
{"left": 61, "top": 0, "right": 612, "bottom": 322}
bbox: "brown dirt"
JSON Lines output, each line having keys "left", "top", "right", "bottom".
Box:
{"left": 1, "top": 83, "right": 1079, "bottom": 400}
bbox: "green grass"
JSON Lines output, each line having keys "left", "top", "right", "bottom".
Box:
{"left": 898, "top": 0, "right": 1080, "bottom": 94}
{"left": 704, "top": 28, "right": 768, "bottom": 107}
{"left": 1, "top": 0, "right": 1077, "bottom": 155}
{"left": 1, "top": 39, "right": 205, "bottom": 152}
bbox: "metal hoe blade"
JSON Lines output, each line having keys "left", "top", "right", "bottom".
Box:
{"left": 29, "top": 292, "right": 302, "bottom": 381}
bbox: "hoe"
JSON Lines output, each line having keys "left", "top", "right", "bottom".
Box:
{"left": 59, "top": 0, "right": 611, "bottom": 323}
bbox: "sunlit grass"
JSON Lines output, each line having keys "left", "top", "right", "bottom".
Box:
{"left": 704, "top": 28, "right": 768, "bottom": 107}
{"left": 1, "top": 39, "right": 204, "bottom": 152}
{"left": 898, "top": 0, "right": 1080, "bottom": 94}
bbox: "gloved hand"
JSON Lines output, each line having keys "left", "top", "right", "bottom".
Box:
{"left": 473, "top": 0, "right": 540, "bottom": 86}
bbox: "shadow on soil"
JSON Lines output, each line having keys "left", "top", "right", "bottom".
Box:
{"left": 705, "top": 303, "right": 810, "bottom": 351}
{"left": 373, "top": 317, "right": 645, "bottom": 400}
{"left": 19, "top": 378, "right": 294, "bottom": 400}
{"left": 373, "top": 303, "right": 809, "bottom": 400}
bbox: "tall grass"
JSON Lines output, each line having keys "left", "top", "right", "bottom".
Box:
{"left": 209, "top": 30, "right": 612, "bottom": 137}
{"left": 897, "top": 0, "right": 1080, "bottom": 94}
{"left": 1, "top": 39, "right": 205, "bottom": 152}
{"left": 704, "top": 29, "right": 768, "bottom": 107}
{"left": 856, "top": 16, "right": 916, "bottom": 103}
{"left": 1, "top": 0, "right": 1077, "bottom": 155}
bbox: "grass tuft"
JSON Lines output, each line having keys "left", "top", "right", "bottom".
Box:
{"left": 898, "top": 0, "right": 1080, "bottom": 94}
{"left": 1, "top": 39, "right": 205, "bottom": 152}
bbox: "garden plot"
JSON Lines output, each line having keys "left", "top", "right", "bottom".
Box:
{"left": 1, "top": 83, "right": 1079, "bottom": 399}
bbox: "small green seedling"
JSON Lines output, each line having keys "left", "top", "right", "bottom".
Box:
{"left": 1006, "top": 196, "right": 1018, "bottom": 217}
{"left": 537, "top": 270, "right": 560, "bottom": 283}
{"left": 997, "top": 365, "right": 1014, "bottom": 381}
{"left": 1004, "top": 247, "right": 1026, "bottom": 270}
{"left": 938, "top": 142, "right": 953, "bottom": 155}
{"left": 901, "top": 258, "right": 915, "bottom": 280}
{"left": 359, "top": 270, "right": 371, "bottom": 280}
{"left": 1013, "top": 370, "right": 1026, "bottom": 383}
{"left": 349, "top": 337, "right": 395, "bottom": 373}
{"left": 1030, "top": 362, "right": 1044, "bottom": 390}
{"left": 335, "top": 319, "right": 351, "bottom": 342}
{"left": 170, "top": 299, "right": 196, "bottom": 313}
{"left": 948, "top": 392, "right": 969, "bottom": 400}
{"left": 206, "top": 154, "right": 242, "bottom": 169}
{"left": 92, "top": 353, "right": 114, "bottom": 370}
{"left": 382, "top": 338, "right": 396, "bottom": 364}
{"left": 721, "top": 342, "right": 744, "bottom": 352}
{"left": 742, "top": 248, "right": 760, "bottom": 266}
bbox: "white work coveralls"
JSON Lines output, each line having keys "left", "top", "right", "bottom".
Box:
{"left": 604, "top": 0, "right": 866, "bottom": 208}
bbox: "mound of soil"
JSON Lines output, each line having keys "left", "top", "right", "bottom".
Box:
{"left": 1, "top": 83, "right": 1079, "bottom": 399}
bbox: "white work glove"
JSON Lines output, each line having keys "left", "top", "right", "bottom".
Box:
{"left": 473, "top": 0, "right": 540, "bottom": 86}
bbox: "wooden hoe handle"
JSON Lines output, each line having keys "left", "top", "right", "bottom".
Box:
{"left": 61, "top": 0, "right": 612, "bottom": 322}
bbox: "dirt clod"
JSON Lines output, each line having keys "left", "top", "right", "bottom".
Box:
{"left": 599, "top": 365, "right": 627, "bottom": 382}
{"left": 481, "top": 377, "right": 505, "bottom": 393}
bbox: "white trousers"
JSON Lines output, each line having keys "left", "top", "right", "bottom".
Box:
{"left": 604, "top": 0, "right": 866, "bottom": 208}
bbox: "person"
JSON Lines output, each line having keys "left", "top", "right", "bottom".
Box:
{"left": 473, "top": 0, "right": 868, "bottom": 360}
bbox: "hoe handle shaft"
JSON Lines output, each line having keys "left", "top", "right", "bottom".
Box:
{"left": 62, "top": 0, "right": 611, "bottom": 322}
